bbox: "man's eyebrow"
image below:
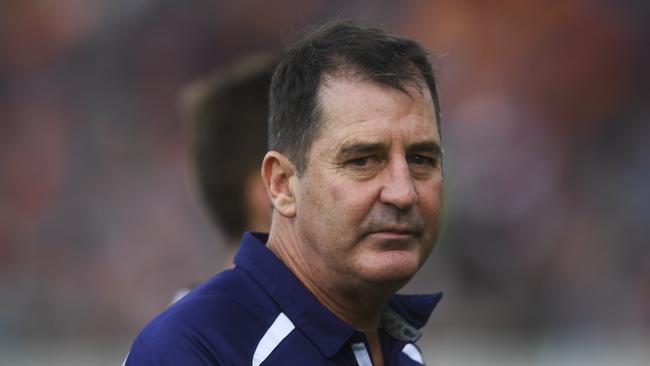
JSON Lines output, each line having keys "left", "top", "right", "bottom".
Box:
{"left": 408, "top": 141, "right": 443, "bottom": 156}
{"left": 337, "top": 142, "right": 387, "bottom": 158}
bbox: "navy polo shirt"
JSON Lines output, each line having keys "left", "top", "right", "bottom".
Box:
{"left": 124, "top": 232, "right": 441, "bottom": 365}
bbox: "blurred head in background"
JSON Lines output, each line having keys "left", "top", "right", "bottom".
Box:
{"left": 184, "top": 54, "right": 277, "bottom": 250}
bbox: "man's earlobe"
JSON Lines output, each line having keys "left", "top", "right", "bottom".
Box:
{"left": 261, "top": 151, "right": 297, "bottom": 218}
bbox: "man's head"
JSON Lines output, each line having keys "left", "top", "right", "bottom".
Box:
{"left": 185, "top": 55, "right": 276, "bottom": 243}
{"left": 268, "top": 21, "right": 442, "bottom": 174}
{"left": 263, "top": 21, "right": 443, "bottom": 294}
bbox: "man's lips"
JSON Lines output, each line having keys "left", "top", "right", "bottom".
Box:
{"left": 366, "top": 228, "right": 419, "bottom": 239}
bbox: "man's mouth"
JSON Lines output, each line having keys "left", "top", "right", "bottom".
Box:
{"left": 366, "top": 227, "right": 419, "bottom": 241}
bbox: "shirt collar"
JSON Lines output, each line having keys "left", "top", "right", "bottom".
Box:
{"left": 382, "top": 293, "right": 443, "bottom": 342}
{"left": 234, "top": 232, "right": 442, "bottom": 357}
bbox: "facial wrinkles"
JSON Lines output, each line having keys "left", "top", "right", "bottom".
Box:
{"left": 317, "top": 127, "right": 435, "bottom": 237}
{"left": 358, "top": 205, "right": 425, "bottom": 239}
{"left": 303, "top": 79, "right": 440, "bottom": 251}
{"left": 327, "top": 116, "right": 437, "bottom": 162}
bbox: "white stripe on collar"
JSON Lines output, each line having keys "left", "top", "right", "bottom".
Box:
{"left": 402, "top": 343, "right": 425, "bottom": 364}
{"left": 351, "top": 342, "right": 373, "bottom": 366}
{"left": 252, "top": 312, "right": 295, "bottom": 366}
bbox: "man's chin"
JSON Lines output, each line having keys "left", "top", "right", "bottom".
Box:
{"left": 358, "top": 251, "right": 421, "bottom": 287}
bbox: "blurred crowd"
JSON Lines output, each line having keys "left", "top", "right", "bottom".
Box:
{"left": 1, "top": 0, "right": 649, "bottom": 346}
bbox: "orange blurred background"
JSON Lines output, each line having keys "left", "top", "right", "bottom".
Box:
{"left": 1, "top": 1, "right": 649, "bottom": 364}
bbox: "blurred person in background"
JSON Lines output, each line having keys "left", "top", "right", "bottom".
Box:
{"left": 184, "top": 54, "right": 277, "bottom": 264}
{"left": 124, "top": 20, "right": 444, "bottom": 365}
{"left": 170, "top": 55, "right": 277, "bottom": 303}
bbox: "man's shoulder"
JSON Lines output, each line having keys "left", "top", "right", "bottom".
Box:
{"left": 170, "top": 267, "right": 278, "bottom": 327}
{"left": 125, "top": 268, "right": 280, "bottom": 365}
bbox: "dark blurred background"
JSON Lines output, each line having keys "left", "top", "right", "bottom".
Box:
{"left": 1, "top": 0, "right": 649, "bottom": 364}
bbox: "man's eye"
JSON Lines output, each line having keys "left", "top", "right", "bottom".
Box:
{"left": 350, "top": 157, "right": 369, "bottom": 166}
{"left": 409, "top": 155, "right": 435, "bottom": 166}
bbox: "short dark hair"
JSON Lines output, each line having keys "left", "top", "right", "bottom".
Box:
{"left": 184, "top": 55, "right": 277, "bottom": 241}
{"left": 268, "top": 20, "right": 441, "bottom": 173}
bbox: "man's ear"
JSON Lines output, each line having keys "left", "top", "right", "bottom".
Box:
{"left": 261, "top": 151, "right": 297, "bottom": 218}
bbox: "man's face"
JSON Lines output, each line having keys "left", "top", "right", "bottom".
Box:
{"left": 292, "top": 76, "right": 443, "bottom": 290}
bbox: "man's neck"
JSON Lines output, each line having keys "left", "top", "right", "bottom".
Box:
{"left": 366, "top": 331, "right": 384, "bottom": 366}
{"left": 266, "top": 222, "right": 394, "bottom": 330}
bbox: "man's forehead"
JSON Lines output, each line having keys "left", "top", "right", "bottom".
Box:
{"left": 308, "top": 76, "right": 438, "bottom": 159}
{"left": 317, "top": 77, "right": 435, "bottom": 125}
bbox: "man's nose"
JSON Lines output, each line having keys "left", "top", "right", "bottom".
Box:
{"left": 379, "top": 158, "right": 417, "bottom": 210}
